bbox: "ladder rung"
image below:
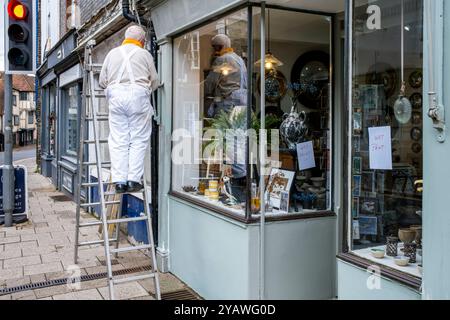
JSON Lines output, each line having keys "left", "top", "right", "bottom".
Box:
{"left": 86, "top": 117, "right": 109, "bottom": 121}
{"left": 82, "top": 161, "right": 111, "bottom": 167}
{"left": 79, "top": 221, "right": 103, "bottom": 228}
{"left": 110, "top": 244, "right": 152, "bottom": 254}
{"left": 104, "top": 190, "right": 142, "bottom": 196}
{"left": 84, "top": 139, "right": 108, "bottom": 144}
{"left": 80, "top": 200, "right": 121, "bottom": 208}
{"left": 112, "top": 273, "right": 156, "bottom": 285}
{"left": 78, "top": 239, "right": 118, "bottom": 247}
{"left": 82, "top": 182, "right": 116, "bottom": 187}
{"left": 85, "top": 94, "right": 106, "bottom": 98}
{"left": 107, "top": 216, "right": 148, "bottom": 225}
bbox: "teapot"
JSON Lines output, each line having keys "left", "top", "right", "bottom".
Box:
{"left": 280, "top": 99, "right": 308, "bottom": 150}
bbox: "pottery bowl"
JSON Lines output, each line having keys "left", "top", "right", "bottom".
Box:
{"left": 394, "top": 256, "right": 410, "bottom": 267}
{"left": 418, "top": 264, "right": 423, "bottom": 275}
{"left": 410, "top": 225, "right": 422, "bottom": 242}
{"left": 398, "top": 228, "right": 416, "bottom": 244}
{"left": 371, "top": 249, "right": 385, "bottom": 259}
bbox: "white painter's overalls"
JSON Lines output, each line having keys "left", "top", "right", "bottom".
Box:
{"left": 106, "top": 46, "right": 154, "bottom": 183}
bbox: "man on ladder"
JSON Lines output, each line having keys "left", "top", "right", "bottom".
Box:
{"left": 74, "top": 24, "right": 161, "bottom": 300}
{"left": 99, "top": 25, "right": 159, "bottom": 193}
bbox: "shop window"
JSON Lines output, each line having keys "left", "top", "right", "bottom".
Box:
{"left": 349, "top": 0, "right": 423, "bottom": 277}
{"left": 172, "top": 8, "right": 251, "bottom": 216}
{"left": 171, "top": 6, "right": 332, "bottom": 219}
{"left": 63, "top": 84, "right": 80, "bottom": 158}
{"left": 49, "top": 84, "right": 57, "bottom": 156}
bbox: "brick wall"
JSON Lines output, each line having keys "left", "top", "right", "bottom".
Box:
{"left": 80, "top": 0, "right": 114, "bottom": 25}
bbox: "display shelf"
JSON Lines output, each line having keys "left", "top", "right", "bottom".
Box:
{"left": 353, "top": 243, "right": 422, "bottom": 279}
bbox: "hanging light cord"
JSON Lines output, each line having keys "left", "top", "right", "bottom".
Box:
{"left": 400, "top": 0, "right": 405, "bottom": 96}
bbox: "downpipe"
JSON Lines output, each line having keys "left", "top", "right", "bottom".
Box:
{"left": 122, "top": 0, "right": 151, "bottom": 28}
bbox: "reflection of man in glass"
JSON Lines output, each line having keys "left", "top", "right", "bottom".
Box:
{"left": 205, "top": 34, "right": 248, "bottom": 118}
{"left": 205, "top": 34, "right": 248, "bottom": 202}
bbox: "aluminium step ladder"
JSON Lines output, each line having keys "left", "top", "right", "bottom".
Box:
{"left": 74, "top": 40, "right": 161, "bottom": 300}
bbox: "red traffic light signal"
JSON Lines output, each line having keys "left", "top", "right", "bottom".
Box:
{"left": 7, "top": 0, "right": 28, "bottom": 20}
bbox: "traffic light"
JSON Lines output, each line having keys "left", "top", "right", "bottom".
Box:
{"left": 5, "top": 0, "right": 36, "bottom": 74}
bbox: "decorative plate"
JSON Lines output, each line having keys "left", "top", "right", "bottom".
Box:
{"left": 409, "top": 70, "right": 423, "bottom": 89}
{"left": 411, "top": 111, "right": 422, "bottom": 125}
{"left": 410, "top": 127, "right": 422, "bottom": 141}
{"left": 412, "top": 143, "right": 422, "bottom": 154}
{"left": 410, "top": 93, "right": 423, "bottom": 110}
{"left": 291, "top": 51, "right": 330, "bottom": 109}
{"left": 365, "top": 63, "right": 398, "bottom": 99}
{"left": 257, "top": 69, "right": 288, "bottom": 103}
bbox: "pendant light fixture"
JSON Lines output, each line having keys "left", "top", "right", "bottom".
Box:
{"left": 394, "top": 0, "right": 412, "bottom": 124}
{"left": 255, "top": 8, "right": 284, "bottom": 70}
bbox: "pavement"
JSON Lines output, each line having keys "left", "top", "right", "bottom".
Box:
{"left": 0, "top": 158, "right": 195, "bottom": 300}
{"left": 0, "top": 145, "right": 37, "bottom": 165}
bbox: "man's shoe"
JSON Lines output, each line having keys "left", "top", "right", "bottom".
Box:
{"left": 127, "top": 181, "right": 144, "bottom": 193}
{"left": 115, "top": 183, "right": 128, "bottom": 194}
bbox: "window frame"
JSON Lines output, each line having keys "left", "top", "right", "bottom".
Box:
{"left": 338, "top": 0, "right": 424, "bottom": 291}
{"left": 169, "top": 3, "right": 337, "bottom": 224}
{"left": 28, "top": 111, "right": 35, "bottom": 125}
{"left": 61, "top": 81, "right": 81, "bottom": 160}
{"left": 19, "top": 92, "right": 29, "bottom": 101}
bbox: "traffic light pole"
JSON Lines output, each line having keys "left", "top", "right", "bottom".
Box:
{"left": 3, "top": 74, "right": 15, "bottom": 227}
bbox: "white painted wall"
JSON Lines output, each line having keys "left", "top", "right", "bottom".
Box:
{"left": 337, "top": 260, "right": 421, "bottom": 300}
{"left": 40, "top": 0, "right": 61, "bottom": 61}
{"left": 169, "top": 197, "right": 336, "bottom": 299}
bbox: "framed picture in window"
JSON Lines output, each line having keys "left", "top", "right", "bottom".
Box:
{"left": 352, "top": 175, "right": 362, "bottom": 197}
{"left": 362, "top": 171, "right": 376, "bottom": 194}
{"left": 353, "top": 157, "right": 362, "bottom": 175}
{"left": 352, "top": 197, "right": 360, "bottom": 218}
{"left": 359, "top": 215, "right": 378, "bottom": 236}
{"left": 360, "top": 198, "right": 378, "bottom": 215}
{"left": 353, "top": 112, "right": 362, "bottom": 136}
{"left": 279, "top": 191, "right": 290, "bottom": 214}
{"left": 265, "top": 169, "right": 295, "bottom": 210}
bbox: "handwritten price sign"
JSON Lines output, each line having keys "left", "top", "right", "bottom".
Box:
{"left": 368, "top": 126, "right": 393, "bottom": 170}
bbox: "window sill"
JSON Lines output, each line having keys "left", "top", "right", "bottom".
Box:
{"left": 170, "top": 190, "right": 336, "bottom": 225}
{"left": 337, "top": 252, "right": 422, "bottom": 291}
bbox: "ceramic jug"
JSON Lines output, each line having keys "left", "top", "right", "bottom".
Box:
{"left": 280, "top": 105, "right": 308, "bottom": 150}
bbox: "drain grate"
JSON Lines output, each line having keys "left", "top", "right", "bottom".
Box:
{"left": 50, "top": 195, "right": 73, "bottom": 202}
{"left": 0, "top": 265, "right": 152, "bottom": 296}
{"left": 162, "top": 289, "right": 201, "bottom": 300}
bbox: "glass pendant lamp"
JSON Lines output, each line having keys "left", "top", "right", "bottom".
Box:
{"left": 394, "top": 0, "right": 412, "bottom": 124}
{"left": 255, "top": 8, "right": 284, "bottom": 70}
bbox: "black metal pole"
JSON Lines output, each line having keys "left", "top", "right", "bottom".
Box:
{"left": 3, "top": 74, "right": 15, "bottom": 227}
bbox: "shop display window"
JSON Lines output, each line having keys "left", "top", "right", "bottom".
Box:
{"left": 350, "top": 0, "right": 423, "bottom": 277}
{"left": 171, "top": 6, "right": 333, "bottom": 219}
{"left": 64, "top": 84, "right": 79, "bottom": 157}
{"left": 48, "top": 84, "right": 57, "bottom": 157}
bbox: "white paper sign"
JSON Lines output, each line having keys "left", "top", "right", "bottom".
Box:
{"left": 368, "top": 126, "right": 393, "bottom": 170}
{"left": 297, "top": 141, "right": 316, "bottom": 171}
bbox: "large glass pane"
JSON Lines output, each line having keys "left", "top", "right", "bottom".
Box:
{"left": 350, "top": 0, "right": 423, "bottom": 276}
{"left": 49, "top": 84, "right": 57, "bottom": 156}
{"left": 65, "top": 85, "right": 79, "bottom": 157}
{"left": 172, "top": 8, "right": 249, "bottom": 216}
{"left": 251, "top": 8, "right": 332, "bottom": 216}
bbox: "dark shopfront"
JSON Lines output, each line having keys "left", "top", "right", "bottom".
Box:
{"left": 38, "top": 30, "right": 82, "bottom": 198}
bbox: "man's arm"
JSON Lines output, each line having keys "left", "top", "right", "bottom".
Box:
{"left": 99, "top": 53, "right": 110, "bottom": 89}
{"left": 146, "top": 52, "right": 160, "bottom": 92}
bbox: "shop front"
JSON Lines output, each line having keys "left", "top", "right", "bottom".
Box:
{"left": 148, "top": 0, "right": 450, "bottom": 300}
{"left": 151, "top": 0, "right": 346, "bottom": 299}
{"left": 38, "top": 30, "right": 83, "bottom": 197}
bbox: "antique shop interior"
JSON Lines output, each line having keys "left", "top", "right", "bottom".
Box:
{"left": 149, "top": 0, "right": 424, "bottom": 299}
